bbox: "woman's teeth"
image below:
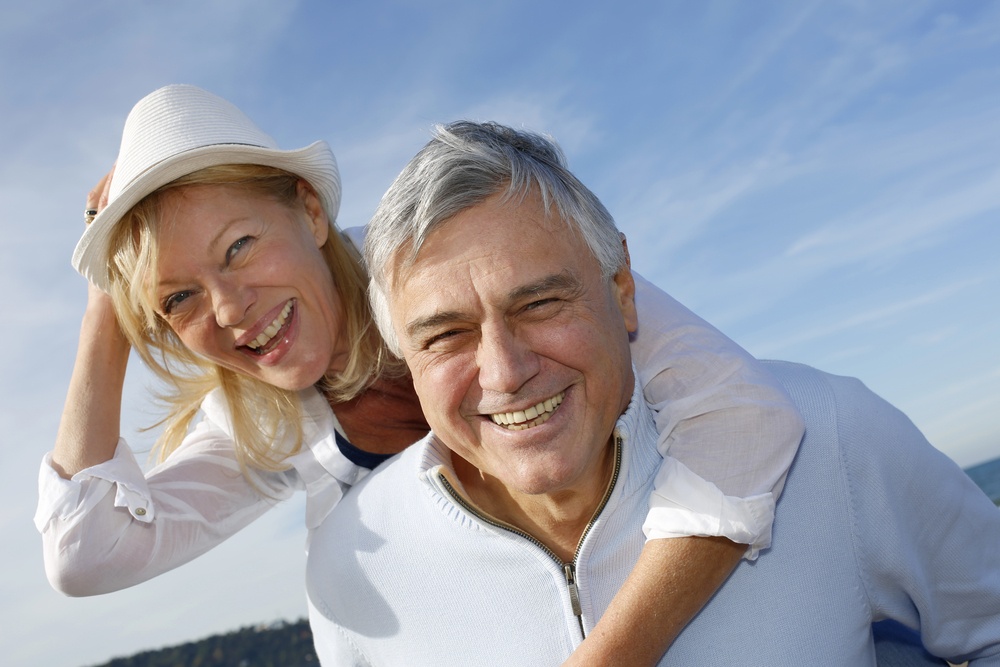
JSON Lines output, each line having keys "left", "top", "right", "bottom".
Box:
{"left": 490, "top": 392, "right": 565, "bottom": 431}
{"left": 246, "top": 301, "right": 293, "bottom": 352}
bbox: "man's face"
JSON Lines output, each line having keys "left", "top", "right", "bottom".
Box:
{"left": 388, "top": 189, "right": 638, "bottom": 499}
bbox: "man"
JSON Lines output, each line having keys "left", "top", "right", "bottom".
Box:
{"left": 306, "top": 121, "right": 1000, "bottom": 665}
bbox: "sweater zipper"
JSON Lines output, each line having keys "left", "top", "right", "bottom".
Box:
{"left": 437, "top": 436, "right": 622, "bottom": 641}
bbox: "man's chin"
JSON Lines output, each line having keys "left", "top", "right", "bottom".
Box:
{"left": 499, "top": 462, "right": 585, "bottom": 498}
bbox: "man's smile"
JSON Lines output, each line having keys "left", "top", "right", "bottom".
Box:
{"left": 489, "top": 391, "right": 565, "bottom": 431}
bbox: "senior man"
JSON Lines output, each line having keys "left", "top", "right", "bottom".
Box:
{"left": 306, "top": 121, "right": 1000, "bottom": 666}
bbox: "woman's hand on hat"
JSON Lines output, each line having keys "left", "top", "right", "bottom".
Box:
{"left": 84, "top": 164, "right": 116, "bottom": 225}
{"left": 82, "top": 163, "right": 129, "bottom": 345}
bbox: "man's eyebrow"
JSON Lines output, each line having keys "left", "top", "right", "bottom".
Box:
{"left": 507, "top": 271, "right": 582, "bottom": 303}
{"left": 404, "top": 310, "right": 468, "bottom": 341}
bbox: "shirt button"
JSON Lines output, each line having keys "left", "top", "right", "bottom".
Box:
{"left": 135, "top": 508, "right": 147, "bottom": 516}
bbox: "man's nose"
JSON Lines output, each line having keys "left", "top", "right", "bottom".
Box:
{"left": 211, "top": 278, "right": 253, "bottom": 328}
{"left": 476, "top": 325, "right": 539, "bottom": 394}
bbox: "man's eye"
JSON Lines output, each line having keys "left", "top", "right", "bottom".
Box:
{"left": 226, "top": 236, "right": 253, "bottom": 264}
{"left": 525, "top": 298, "right": 557, "bottom": 311}
{"left": 424, "top": 329, "right": 464, "bottom": 349}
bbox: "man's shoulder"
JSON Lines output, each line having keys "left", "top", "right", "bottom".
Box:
{"left": 760, "top": 360, "right": 916, "bottom": 437}
{"left": 346, "top": 435, "right": 429, "bottom": 502}
{"left": 758, "top": 360, "right": 902, "bottom": 424}
{"left": 327, "top": 434, "right": 455, "bottom": 535}
{"left": 759, "top": 359, "right": 859, "bottom": 394}
{"left": 310, "top": 438, "right": 430, "bottom": 571}
{"left": 759, "top": 360, "right": 944, "bottom": 510}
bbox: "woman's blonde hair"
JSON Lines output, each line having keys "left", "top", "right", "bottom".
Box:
{"left": 105, "top": 164, "right": 404, "bottom": 473}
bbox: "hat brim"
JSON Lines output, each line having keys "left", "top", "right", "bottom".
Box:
{"left": 72, "top": 140, "right": 339, "bottom": 292}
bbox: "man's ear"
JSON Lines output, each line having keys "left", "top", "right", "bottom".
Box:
{"left": 298, "top": 180, "right": 330, "bottom": 247}
{"left": 612, "top": 235, "right": 638, "bottom": 334}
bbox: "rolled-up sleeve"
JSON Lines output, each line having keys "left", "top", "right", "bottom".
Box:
{"left": 641, "top": 457, "right": 775, "bottom": 558}
{"left": 36, "top": 440, "right": 154, "bottom": 533}
{"left": 35, "top": 419, "right": 293, "bottom": 597}
{"left": 36, "top": 386, "right": 365, "bottom": 597}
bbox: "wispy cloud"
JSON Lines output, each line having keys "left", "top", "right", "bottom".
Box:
{"left": 750, "top": 279, "right": 979, "bottom": 357}
{"left": 784, "top": 160, "right": 1000, "bottom": 266}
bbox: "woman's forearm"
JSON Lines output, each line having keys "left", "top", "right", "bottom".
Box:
{"left": 51, "top": 285, "right": 130, "bottom": 478}
{"left": 562, "top": 536, "right": 744, "bottom": 666}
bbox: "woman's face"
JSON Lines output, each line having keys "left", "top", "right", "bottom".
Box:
{"left": 152, "top": 182, "right": 350, "bottom": 391}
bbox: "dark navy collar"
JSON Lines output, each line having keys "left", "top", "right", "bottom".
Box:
{"left": 335, "top": 430, "right": 394, "bottom": 470}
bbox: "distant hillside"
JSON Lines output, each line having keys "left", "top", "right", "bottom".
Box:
{"left": 87, "top": 619, "right": 316, "bottom": 667}
{"left": 85, "top": 458, "right": 1000, "bottom": 666}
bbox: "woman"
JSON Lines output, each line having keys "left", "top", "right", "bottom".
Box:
{"left": 38, "top": 85, "right": 803, "bottom": 665}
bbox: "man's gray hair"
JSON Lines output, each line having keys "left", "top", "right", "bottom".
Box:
{"left": 365, "top": 120, "right": 627, "bottom": 356}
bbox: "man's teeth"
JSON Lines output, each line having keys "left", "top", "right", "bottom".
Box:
{"left": 246, "top": 301, "right": 293, "bottom": 350}
{"left": 490, "top": 392, "right": 565, "bottom": 431}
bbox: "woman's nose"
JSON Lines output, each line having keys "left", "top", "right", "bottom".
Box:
{"left": 211, "top": 279, "right": 253, "bottom": 328}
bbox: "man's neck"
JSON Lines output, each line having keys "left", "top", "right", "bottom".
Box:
{"left": 450, "top": 441, "right": 618, "bottom": 563}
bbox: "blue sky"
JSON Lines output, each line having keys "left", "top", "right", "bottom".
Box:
{"left": 2, "top": 1, "right": 999, "bottom": 665}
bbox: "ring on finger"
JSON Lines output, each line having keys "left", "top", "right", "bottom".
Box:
{"left": 84, "top": 208, "right": 98, "bottom": 225}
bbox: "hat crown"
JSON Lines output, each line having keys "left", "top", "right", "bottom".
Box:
{"left": 111, "top": 84, "right": 278, "bottom": 201}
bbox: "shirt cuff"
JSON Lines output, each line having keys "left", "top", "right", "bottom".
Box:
{"left": 642, "top": 456, "right": 775, "bottom": 560}
{"left": 34, "top": 440, "right": 155, "bottom": 533}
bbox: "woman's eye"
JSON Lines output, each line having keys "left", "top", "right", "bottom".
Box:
{"left": 226, "top": 236, "right": 253, "bottom": 264}
{"left": 162, "top": 290, "right": 193, "bottom": 315}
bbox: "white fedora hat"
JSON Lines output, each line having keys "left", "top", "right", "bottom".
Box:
{"left": 72, "top": 84, "right": 341, "bottom": 291}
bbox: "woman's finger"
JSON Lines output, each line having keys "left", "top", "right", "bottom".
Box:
{"left": 84, "top": 164, "right": 117, "bottom": 226}
{"left": 98, "top": 163, "right": 116, "bottom": 210}
{"left": 86, "top": 164, "right": 117, "bottom": 213}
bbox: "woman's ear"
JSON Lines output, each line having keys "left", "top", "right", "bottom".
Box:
{"left": 297, "top": 180, "right": 330, "bottom": 247}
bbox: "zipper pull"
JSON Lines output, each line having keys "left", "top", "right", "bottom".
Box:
{"left": 564, "top": 563, "right": 585, "bottom": 638}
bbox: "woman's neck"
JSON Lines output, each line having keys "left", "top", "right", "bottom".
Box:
{"left": 330, "top": 374, "right": 429, "bottom": 455}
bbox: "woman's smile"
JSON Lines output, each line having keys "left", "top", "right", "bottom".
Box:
{"left": 240, "top": 299, "right": 295, "bottom": 355}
